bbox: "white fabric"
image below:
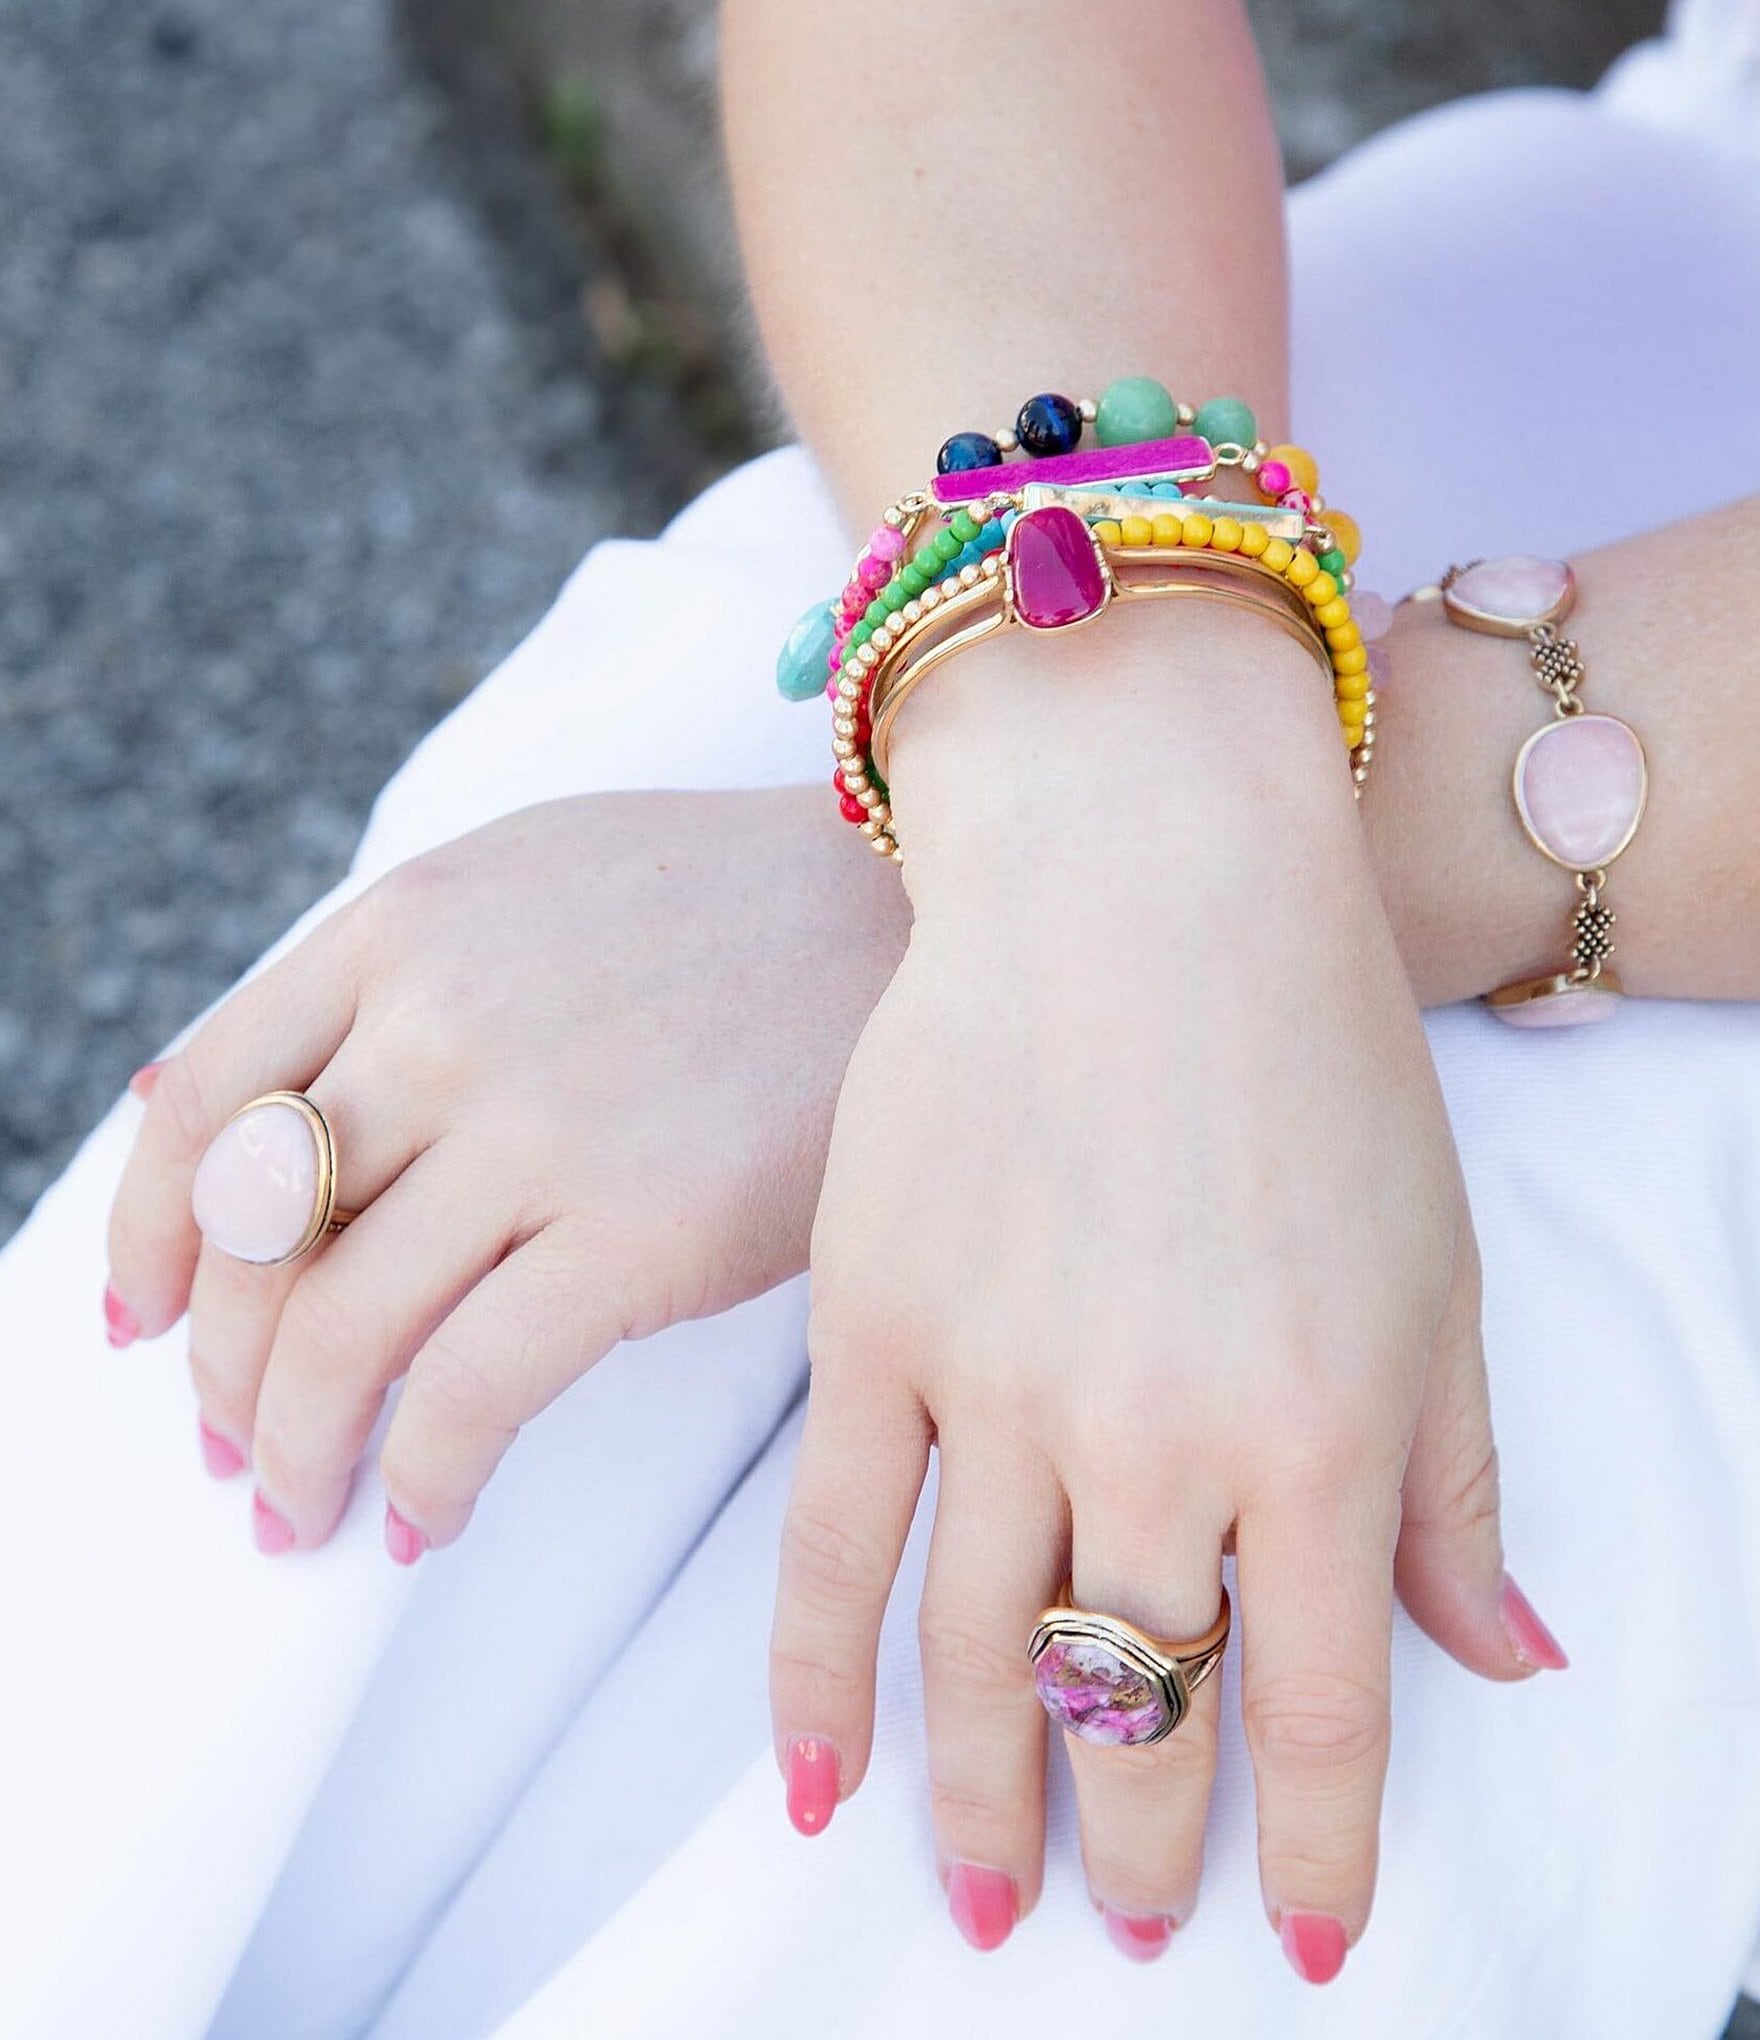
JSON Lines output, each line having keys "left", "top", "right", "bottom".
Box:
{"left": 2, "top": 47, "right": 1759, "bottom": 2040}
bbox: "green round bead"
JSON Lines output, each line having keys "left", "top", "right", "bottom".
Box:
{"left": 949, "top": 509, "right": 980, "bottom": 543}
{"left": 775, "top": 599, "right": 837, "bottom": 702}
{"left": 913, "top": 544, "right": 942, "bottom": 578}
{"left": 881, "top": 581, "right": 909, "bottom": 612}
{"left": 1192, "top": 395, "right": 1258, "bottom": 449}
{"left": 900, "top": 565, "right": 928, "bottom": 596}
{"left": 851, "top": 621, "right": 873, "bottom": 648}
{"left": 864, "top": 598, "right": 888, "bottom": 629}
{"left": 1094, "top": 375, "right": 1179, "bottom": 449}
{"left": 1318, "top": 547, "right": 1348, "bottom": 578}
{"left": 933, "top": 528, "right": 962, "bottom": 562}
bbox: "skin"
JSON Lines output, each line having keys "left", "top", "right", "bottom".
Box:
{"left": 102, "top": 0, "right": 1760, "bottom": 1984}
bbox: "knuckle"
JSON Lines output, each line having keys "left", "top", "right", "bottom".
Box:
{"left": 919, "top": 1608, "right": 1033, "bottom": 1705}
{"left": 778, "top": 1501, "right": 889, "bottom": 1616}
{"left": 1246, "top": 1673, "right": 1389, "bottom": 1778}
{"left": 248, "top": 1411, "right": 318, "bottom": 1503}
{"left": 410, "top": 1328, "right": 512, "bottom": 1437}
{"left": 767, "top": 1640, "right": 867, "bottom": 1704}
{"left": 152, "top": 1050, "right": 222, "bottom": 1161}
{"left": 188, "top": 1347, "right": 253, "bottom": 1430}
{"left": 275, "top": 1274, "right": 379, "bottom": 1380}
{"left": 926, "top": 1773, "right": 1025, "bottom": 1855}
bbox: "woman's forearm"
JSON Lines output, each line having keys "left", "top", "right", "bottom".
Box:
{"left": 722, "top": 0, "right": 1290, "bottom": 525}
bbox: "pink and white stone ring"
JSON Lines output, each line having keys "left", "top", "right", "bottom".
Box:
{"left": 1028, "top": 1585, "right": 1231, "bottom": 1748}
{"left": 190, "top": 1090, "right": 357, "bottom": 1267}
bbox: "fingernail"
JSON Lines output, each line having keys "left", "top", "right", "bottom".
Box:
{"left": 252, "top": 1490, "right": 296, "bottom": 1556}
{"left": 946, "top": 1862, "right": 1017, "bottom": 1952}
{"left": 1279, "top": 1910, "right": 1348, "bottom": 1985}
{"left": 1101, "top": 1905, "right": 1176, "bottom": 1962}
{"left": 384, "top": 1503, "right": 428, "bottom": 1567}
{"left": 128, "top": 1060, "right": 163, "bottom": 1100}
{"left": 198, "top": 1417, "right": 245, "bottom": 1480}
{"left": 1499, "top": 1572, "right": 1570, "bottom": 1672}
{"left": 103, "top": 1284, "right": 139, "bottom": 1349}
{"left": 785, "top": 1735, "right": 840, "bottom": 1836}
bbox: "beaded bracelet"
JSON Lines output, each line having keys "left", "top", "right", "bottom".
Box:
{"left": 1415, "top": 555, "right": 1648, "bottom": 1027}
{"left": 776, "top": 382, "right": 1374, "bottom": 860}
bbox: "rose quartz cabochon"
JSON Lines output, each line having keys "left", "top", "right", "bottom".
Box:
{"left": 1514, "top": 713, "right": 1646, "bottom": 869}
{"left": 1492, "top": 982, "right": 1623, "bottom": 1029}
{"left": 1447, "top": 554, "right": 1575, "bottom": 630}
{"left": 190, "top": 1099, "right": 320, "bottom": 1263}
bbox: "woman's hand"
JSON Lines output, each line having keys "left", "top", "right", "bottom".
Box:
{"left": 106, "top": 788, "right": 907, "bottom": 1556}
{"left": 770, "top": 612, "right": 1564, "bottom": 1971}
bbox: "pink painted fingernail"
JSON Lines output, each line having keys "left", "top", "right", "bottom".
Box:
{"left": 785, "top": 1735, "right": 840, "bottom": 1836}
{"left": 947, "top": 1862, "right": 1017, "bottom": 1952}
{"left": 1499, "top": 1572, "right": 1570, "bottom": 1672}
{"left": 384, "top": 1503, "right": 428, "bottom": 1567}
{"left": 1280, "top": 1910, "right": 1348, "bottom": 1985}
{"left": 128, "top": 1060, "right": 163, "bottom": 1100}
{"left": 1101, "top": 1905, "right": 1176, "bottom": 1962}
{"left": 103, "top": 1284, "right": 139, "bottom": 1349}
{"left": 198, "top": 1417, "right": 245, "bottom": 1480}
{"left": 252, "top": 1490, "right": 296, "bottom": 1556}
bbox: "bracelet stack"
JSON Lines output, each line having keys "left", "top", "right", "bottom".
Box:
{"left": 776, "top": 378, "right": 1383, "bottom": 861}
{"left": 1420, "top": 555, "right": 1648, "bottom": 1026}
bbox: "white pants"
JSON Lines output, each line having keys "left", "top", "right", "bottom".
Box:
{"left": 4, "top": 32, "right": 1760, "bottom": 2040}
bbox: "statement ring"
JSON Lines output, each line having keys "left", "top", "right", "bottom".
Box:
{"left": 191, "top": 1089, "right": 359, "bottom": 1267}
{"left": 1028, "top": 1583, "right": 1231, "bottom": 1747}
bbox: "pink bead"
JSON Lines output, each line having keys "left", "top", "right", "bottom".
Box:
{"left": 1257, "top": 458, "right": 1292, "bottom": 496}
{"left": 1280, "top": 488, "right": 1313, "bottom": 515}
{"left": 870, "top": 526, "right": 905, "bottom": 560}
{"left": 1352, "top": 590, "right": 1394, "bottom": 642}
{"left": 827, "top": 642, "right": 842, "bottom": 670}
{"left": 825, "top": 677, "right": 840, "bottom": 699}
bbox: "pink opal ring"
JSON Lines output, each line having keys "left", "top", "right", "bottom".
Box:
{"left": 191, "top": 1090, "right": 357, "bottom": 1267}
{"left": 1028, "top": 1585, "right": 1230, "bottom": 1748}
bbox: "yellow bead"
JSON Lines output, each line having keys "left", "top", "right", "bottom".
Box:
{"left": 1327, "top": 623, "right": 1363, "bottom": 655}
{"left": 1210, "top": 517, "right": 1244, "bottom": 552}
{"left": 1285, "top": 548, "right": 1319, "bottom": 587}
{"left": 1325, "top": 509, "right": 1362, "bottom": 564}
{"left": 1267, "top": 443, "right": 1320, "bottom": 495}
{"left": 1236, "top": 522, "right": 1269, "bottom": 557}
{"left": 1335, "top": 670, "right": 1369, "bottom": 700}
{"left": 1332, "top": 644, "right": 1368, "bottom": 674}
{"left": 1120, "top": 514, "right": 1154, "bottom": 547}
{"left": 1150, "top": 513, "right": 1183, "bottom": 546}
{"left": 1314, "top": 596, "right": 1352, "bottom": 629}
{"left": 1181, "top": 511, "right": 1214, "bottom": 547}
{"left": 1340, "top": 710, "right": 1366, "bottom": 735}
{"left": 1261, "top": 538, "right": 1294, "bottom": 573}
{"left": 1304, "top": 572, "right": 1340, "bottom": 606}
{"left": 1342, "top": 725, "right": 1365, "bottom": 750}
{"left": 1093, "top": 519, "right": 1124, "bottom": 546}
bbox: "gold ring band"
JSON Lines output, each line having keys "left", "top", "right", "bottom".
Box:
{"left": 1028, "top": 1583, "right": 1231, "bottom": 1747}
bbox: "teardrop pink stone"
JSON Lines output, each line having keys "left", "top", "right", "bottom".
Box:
{"left": 191, "top": 1099, "right": 320, "bottom": 1264}
{"left": 1008, "top": 506, "right": 1108, "bottom": 630}
{"left": 1447, "top": 555, "right": 1574, "bottom": 631}
{"left": 1514, "top": 713, "right": 1646, "bottom": 869}
{"left": 1491, "top": 980, "right": 1622, "bottom": 1028}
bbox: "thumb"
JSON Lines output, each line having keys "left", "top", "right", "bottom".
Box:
{"left": 1394, "top": 1225, "right": 1569, "bottom": 1682}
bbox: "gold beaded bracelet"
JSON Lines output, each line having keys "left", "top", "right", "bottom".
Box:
{"left": 836, "top": 495, "right": 1377, "bottom": 860}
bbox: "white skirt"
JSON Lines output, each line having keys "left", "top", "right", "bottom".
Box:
{"left": 5, "top": 23, "right": 1760, "bottom": 2039}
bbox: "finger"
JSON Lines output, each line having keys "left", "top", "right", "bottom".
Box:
{"left": 1395, "top": 1226, "right": 1567, "bottom": 1679}
{"left": 107, "top": 912, "right": 362, "bottom": 1338}
{"left": 180, "top": 1047, "right": 427, "bottom": 1507}
{"left": 769, "top": 1367, "right": 931, "bottom": 1839}
{"left": 1062, "top": 1481, "right": 1231, "bottom": 1962}
{"left": 376, "top": 1224, "right": 634, "bottom": 1556}
{"left": 1236, "top": 1474, "right": 1400, "bottom": 1986}
{"left": 248, "top": 1139, "right": 519, "bottom": 1552}
{"left": 917, "top": 1446, "right": 1064, "bottom": 1952}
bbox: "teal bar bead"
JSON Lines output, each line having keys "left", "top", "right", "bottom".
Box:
{"left": 775, "top": 598, "right": 837, "bottom": 702}
{"left": 1095, "top": 375, "right": 1179, "bottom": 448}
{"left": 1192, "top": 394, "right": 1258, "bottom": 448}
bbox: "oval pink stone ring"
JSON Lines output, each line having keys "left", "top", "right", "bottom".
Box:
{"left": 1028, "top": 1585, "right": 1231, "bottom": 1748}
{"left": 190, "top": 1090, "right": 357, "bottom": 1267}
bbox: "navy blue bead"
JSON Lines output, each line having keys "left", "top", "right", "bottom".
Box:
{"left": 937, "top": 430, "right": 1003, "bottom": 475}
{"left": 1015, "top": 392, "right": 1082, "bottom": 458}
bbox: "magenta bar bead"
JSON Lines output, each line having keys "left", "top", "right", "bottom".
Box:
{"left": 932, "top": 434, "right": 1216, "bottom": 505}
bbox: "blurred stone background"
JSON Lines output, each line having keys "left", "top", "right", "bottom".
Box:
{"left": 0, "top": 0, "right": 1673, "bottom": 1248}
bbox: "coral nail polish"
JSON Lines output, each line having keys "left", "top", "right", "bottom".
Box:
{"left": 1102, "top": 1906, "right": 1176, "bottom": 1962}
{"left": 384, "top": 1503, "right": 428, "bottom": 1567}
{"left": 947, "top": 1862, "right": 1017, "bottom": 1952}
{"left": 103, "top": 1284, "right": 139, "bottom": 1349}
{"left": 128, "top": 1060, "right": 163, "bottom": 1100}
{"left": 1500, "top": 1573, "right": 1570, "bottom": 1672}
{"left": 1280, "top": 1910, "right": 1348, "bottom": 1985}
{"left": 785, "top": 1735, "right": 840, "bottom": 1836}
{"left": 198, "top": 1418, "right": 245, "bottom": 1480}
{"left": 252, "top": 1491, "right": 296, "bottom": 1556}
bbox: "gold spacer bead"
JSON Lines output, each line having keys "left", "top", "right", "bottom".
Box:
{"left": 958, "top": 564, "right": 980, "bottom": 587}
{"left": 832, "top": 716, "right": 856, "bottom": 740}
{"left": 922, "top": 585, "right": 942, "bottom": 608}
{"left": 901, "top": 600, "right": 922, "bottom": 624}
{"left": 1078, "top": 396, "right": 1097, "bottom": 422}
{"left": 857, "top": 783, "right": 880, "bottom": 809}
{"left": 1251, "top": 438, "right": 1269, "bottom": 459}
{"left": 883, "top": 506, "right": 904, "bottom": 529}
{"left": 833, "top": 738, "right": 857, "bottom": 760}
{"left": 1242, "top": 451, "right": 1261, "bottom": 474}
{"left": 890, "top": 844, "right": 904, "bottom": 864}
{"left": 843, "top": 771, "right": 868, "bottom": 794}
{"left": 868, "top": 801, "right": 891, "bottom": 826}
{"left": 995, "top": 429, "right": 1018, "bottom": 454}
{"left": 1177, "top": 403, "right": 1197, "bottom": 428}
{"left": 870, "top": 831, "right": 895, "bottom": 856}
